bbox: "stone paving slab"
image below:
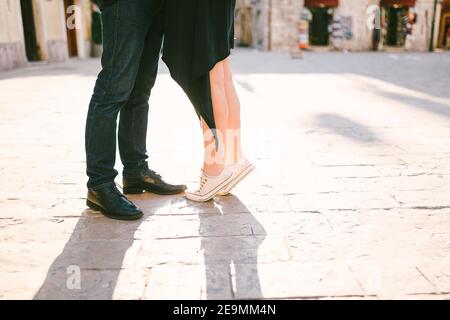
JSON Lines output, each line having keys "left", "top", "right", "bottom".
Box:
{"left": 1, "top": 50, "right": 450, "bottom": 299}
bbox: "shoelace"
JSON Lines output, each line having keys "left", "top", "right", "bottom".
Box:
{"left": 198, "top": 175, "right": 208, "bottom": 192}
{"left": 148, "top": 169, "right": 162, "bottom": 179}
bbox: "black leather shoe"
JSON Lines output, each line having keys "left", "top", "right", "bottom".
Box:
{"left": 123, "top": 169, "right": 187, "bottom": 195}
{"left": 87, "top": 184, "right": 143, "bottom": 220}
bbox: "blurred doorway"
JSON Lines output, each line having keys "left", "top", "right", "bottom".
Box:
{"left": 309, "top": 7, "right": 332, "bottom": 46}
{"left": 20, "top": 0, "right": 40, "bottom": 61}
{"left": 304, "top": 1, "right": 339, "bottom": 47}
{"left": 64, "top": 0, "right": 78, "bottom": 57}
{"left": 438, "top": 1, "right": 450, "bottom": 49}
{"left": 236, "top": 6, "right": 253, "bottom": 47}
{"left": 384, "top": 6, "right": 408, "bottom": 47}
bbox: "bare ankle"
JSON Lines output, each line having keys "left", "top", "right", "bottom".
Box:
{"left": 203, "top": 164, "right": 225, "bottom": 177}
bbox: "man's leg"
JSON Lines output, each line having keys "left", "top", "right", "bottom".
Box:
{"left": 85, "top": 0, "right": 154, "bottom": 189}
{"left": 118, "top": 4, "right": 187, "bottom": 196}
{"left": 118, "top": 10, "right": 164, "bottom": 177}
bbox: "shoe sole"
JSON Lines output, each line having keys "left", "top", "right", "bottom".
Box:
{"left": 218, "top": 164, "right": 255, "bottom": 196}
{"left": 123, "top": 186, "right": 186, "bottom": 195}
{"left": 185, "top": 172, "right": 234, "bottom": 202}
{"left": 86, "top": 199, "right": 143, "bottom": 221}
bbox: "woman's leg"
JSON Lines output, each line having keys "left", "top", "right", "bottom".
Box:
{"left": 188, "top": 58, "right": 253, "bottom": 200}
{"left": 223, "top": 57, "right": 244, "bottom": 165}
{"left": 202, "top": 60, "right": 229, "bottom": 176}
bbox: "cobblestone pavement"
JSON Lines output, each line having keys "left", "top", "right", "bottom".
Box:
{"left": 1, "top": 49, "right": 450, "bottom": 300}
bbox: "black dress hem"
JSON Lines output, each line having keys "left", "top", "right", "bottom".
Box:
{"left": 162, "top": 0, "right": 236, "bottom": 135}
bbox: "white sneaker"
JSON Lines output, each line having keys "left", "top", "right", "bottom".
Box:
{"left": 217, "top": 159, "right": 255, "bottom": 196}
{"left": 185, "top": 168, "right": 234, "bottom": 202}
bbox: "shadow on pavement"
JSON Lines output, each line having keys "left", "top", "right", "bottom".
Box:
{"left": 34, "top": 193, "right": 266, "bottom": 300}
{"left": 316, "top": 113, "right": 381, "bottom": 143}
{"left": 377, "top": 91, "right": 450, "bottom": 119}
{"left": 198, "top": 195, "right": 266, "bottom": 299}
{"left": 33, "top": 198, "right": 163, "bottom": 300}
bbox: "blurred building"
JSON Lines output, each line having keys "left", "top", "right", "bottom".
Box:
{"left": 0, "top": 0, "right": 94, "bottom": 72}
{"left": 438, "top": 0, "right": 450, "bottom": 49}
{"left": 235, "top": 0, "right": 303, "bottom": 51}
{"left": 235, "top": 0, "right": 445, "bottom": 52}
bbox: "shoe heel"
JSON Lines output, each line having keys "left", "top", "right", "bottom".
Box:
{"left": 123, "top": 187, "right": 144, "bottom": 195}
{"left": 86, "top": 199, "right": 102, "bottom": 212}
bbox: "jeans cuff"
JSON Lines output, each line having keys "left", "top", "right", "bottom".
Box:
{"left": 89, "top": 181, "right": 116, "bottom": 191}
{"left": 122, "top": 172, "right": 144, "bottom": 179}
{"left": 123, "top": 164, "right": 149, "bottom": 178}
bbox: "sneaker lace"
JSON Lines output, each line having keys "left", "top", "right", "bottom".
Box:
{"left": 198, "top": 175, "right": 208, "bottom": 192}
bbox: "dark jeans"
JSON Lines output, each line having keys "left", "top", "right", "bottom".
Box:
{"left": 85, "top": 0, "right": 165, "bottom": 189}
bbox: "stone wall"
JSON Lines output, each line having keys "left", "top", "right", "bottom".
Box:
{"left": 236, "top": 0, "right": 443, "bottom": 52}
{"left": 252, "top": 0, "right": 270, "bottom": 49}
{"left": 409, "top": 0, "right": 442, "bottom": 51}
{"left": 235, "top": 0, "right": 304, "bottom": 51}
{"left": 236, "top": 0, "right": 268, "bottom": 49}
{"left": 1, "top": 0, "right": 95, "bottom": 72}
{"left": 79, "top": 0, "right": 94, "bottom": 58}
{"left": 269, "top": 0, "right": 303, "bottom": 51}
{"left": 47, "top": 40, "right": 69, "bottom": 63}
{"left": 0, "top": 42, "right": 27, "bottom": 71}
{"left": 0, "top": 0, "right": 27, "bottom": 71}
{"left": 338, "top": 0, "right": 379, "bottom": 51}
{"left": 41, "top": 0, "right": 69, "bottom": 62}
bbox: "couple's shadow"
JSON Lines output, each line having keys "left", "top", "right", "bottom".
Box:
{"left": 34, "top": 193, "right": 265, "bottom": 299}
